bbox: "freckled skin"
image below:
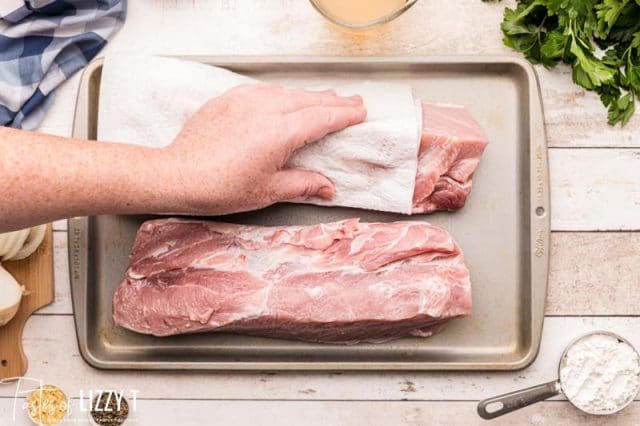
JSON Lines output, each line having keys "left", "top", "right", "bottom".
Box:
{"left": 0, "top": 84, "right": 366, "bottom": 232}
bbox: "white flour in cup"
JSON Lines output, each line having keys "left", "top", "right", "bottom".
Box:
{"left": 559, "top": 333, "right": 640, "bottom": 414}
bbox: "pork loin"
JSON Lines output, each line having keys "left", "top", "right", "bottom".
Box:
{"left": 412, "top": 102, "right": 489, "bottom": 213}
{"left": 113, "top": 218, "right": 472, "bottom": 344}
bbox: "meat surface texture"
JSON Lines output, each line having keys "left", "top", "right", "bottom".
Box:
{"left": 412, "top": 102, "right": 489, "bottom": 214}
{"left": 113, "top": 218, "right": 472, "bottom": 344}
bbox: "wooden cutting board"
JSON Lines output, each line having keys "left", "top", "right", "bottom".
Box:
{"left": 0, "top": 225, "right": 54, "bottom": 380}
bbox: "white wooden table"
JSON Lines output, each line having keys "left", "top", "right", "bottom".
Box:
{"left": 3, "top": 1, "right": 640, "bottom": 424}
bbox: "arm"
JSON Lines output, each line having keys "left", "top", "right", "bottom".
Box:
{"left": 0, "top": 84, "right": 365, "bottom": 232}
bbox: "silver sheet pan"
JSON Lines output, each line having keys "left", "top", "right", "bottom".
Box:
{"left": 69, "top": 56, "right": 549, "bottom": 370}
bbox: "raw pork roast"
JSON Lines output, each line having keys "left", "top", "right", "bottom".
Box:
{"left": 113, "top": 218, "right": 472, "bottom": 343}
{"left": 412, "top": 102, "right": 489, "bottom": 213}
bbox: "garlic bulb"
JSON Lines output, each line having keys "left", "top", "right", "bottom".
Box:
{"left": 0, "top": 225, "right": 46, "bottom": 327}
{"left": 0, "top": 265, "right": 23, "bottom": 326}
{"left": 0, "top": 229, "right": 30, "bottom": 261}
{"left": 0, "top": 225, "right": 46, "bottom": 261}
{"left": 11, "top": 225, "right": 47, "bottom": 261}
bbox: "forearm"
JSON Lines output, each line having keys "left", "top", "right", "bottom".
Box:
{"left": 0, "top": 127, "right": 179, "bottom": 231}
{"left": 0, "top": 85, "right": 365, "bottom": 232}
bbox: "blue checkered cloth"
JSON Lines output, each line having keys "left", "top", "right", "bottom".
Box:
{"left": 0, "top": 0, "right": 125, "bottom": 129}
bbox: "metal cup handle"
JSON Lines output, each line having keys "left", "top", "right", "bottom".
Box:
{"left": 477, "top": 380, "right": 561, "bottom": 420}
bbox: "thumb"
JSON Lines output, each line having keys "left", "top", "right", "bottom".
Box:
{"left": 268, "top": 168, "right": 335, "bottom": 202}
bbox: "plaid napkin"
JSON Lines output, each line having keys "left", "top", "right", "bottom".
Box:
{"left": 0, "top": 0, "right": 126, "bottom": 129}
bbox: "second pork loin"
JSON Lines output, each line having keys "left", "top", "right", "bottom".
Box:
{"left": 113, "top": 218, "right": 472, "bottom": 344}
{"left": 413, "top": 102, "right": 489, "bottom": 213}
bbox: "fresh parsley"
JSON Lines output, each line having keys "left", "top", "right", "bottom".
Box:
{"left": 498, "top": 0, "right": 640, "bottom": 126}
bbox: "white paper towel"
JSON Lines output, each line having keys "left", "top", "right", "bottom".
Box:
{"left": 98, "top": 56, "right": 421, "bottom": 214}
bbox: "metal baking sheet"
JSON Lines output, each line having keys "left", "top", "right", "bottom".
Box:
{"left": 69, "top": 56, "right": 549, "bottom": 371}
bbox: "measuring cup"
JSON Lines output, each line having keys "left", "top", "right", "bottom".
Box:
{"left": 477, "top": 331, "right": 640, "bottom": 419}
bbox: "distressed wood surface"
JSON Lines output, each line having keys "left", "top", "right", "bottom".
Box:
{"left": 550, "top": 150, "right": 640, "bottom": 231}
{"left": 547, "top": 233, "right": 640, "bottom": 315}
{"left": 20, "top": 0, "right": 640, "bottom": 424}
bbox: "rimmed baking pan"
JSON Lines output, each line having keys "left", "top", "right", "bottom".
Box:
{"left": 69, "top": 56, "right": 549, "bottom": 370}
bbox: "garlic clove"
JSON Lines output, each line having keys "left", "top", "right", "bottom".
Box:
{"left": 0, "top": 230, "right": 22, "bottom": 258}
{"left": 0, "top": 229, "right": 30, "bottom": 261}
{"left": 10, "top": 225, "right": 47, "bottom": 261}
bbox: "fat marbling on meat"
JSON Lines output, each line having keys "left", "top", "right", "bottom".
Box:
{"left": 113, "top": 218, "right": 472, "bottom": 344}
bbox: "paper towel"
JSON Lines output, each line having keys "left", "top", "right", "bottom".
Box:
{"left": 98, "top": 55, "right": 421, "bottom": 214}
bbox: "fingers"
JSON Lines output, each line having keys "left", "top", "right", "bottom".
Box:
{"left": 268, "top": 168, "right": 335, "bottom": 201}
{"left": 227, "top": 84, "right": 364, "bottom": 114}
{"left": 287, "top": 104, "right": 367, "bottom": 150}
{"left": 279, "top": 88, "right": 363, "bottom": 112}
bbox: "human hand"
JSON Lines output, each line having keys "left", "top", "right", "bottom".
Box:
{"left": 162, "top": 84, "right": 366, "bottom": 215}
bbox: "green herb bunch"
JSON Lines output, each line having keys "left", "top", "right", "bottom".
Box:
{"left": 501, "top": 0, "right": 640, "bottom": 126}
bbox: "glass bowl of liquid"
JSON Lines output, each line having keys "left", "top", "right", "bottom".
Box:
{"left": 309, "top": 0, "right": 419, "bottom": 29}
